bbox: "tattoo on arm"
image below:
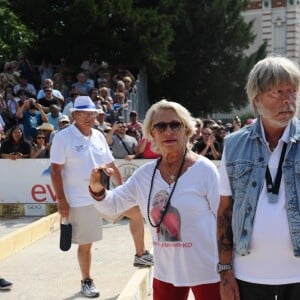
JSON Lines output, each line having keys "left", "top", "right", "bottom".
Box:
{"left": 217, "top": 207, "right": 233, "bottom": 253}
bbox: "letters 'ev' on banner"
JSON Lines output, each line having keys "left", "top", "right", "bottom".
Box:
{"left": 0, "top": 159, "right": 153, "bottom": 204}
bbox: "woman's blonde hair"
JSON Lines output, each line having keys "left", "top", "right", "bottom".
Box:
{"left": 142, "top": 99, "right": 196, "bottom": 152}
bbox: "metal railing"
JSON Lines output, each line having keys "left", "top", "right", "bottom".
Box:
{"left": 123, "top": 68, "right": 149, "bottom": 123}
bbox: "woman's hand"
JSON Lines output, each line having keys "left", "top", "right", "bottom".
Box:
{"left": 89, "top": 167, "right": 114, "bottom": 192}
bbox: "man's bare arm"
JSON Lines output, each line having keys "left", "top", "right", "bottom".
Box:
{"left": 217, "top": 195, "right": 240, "bottom": 300}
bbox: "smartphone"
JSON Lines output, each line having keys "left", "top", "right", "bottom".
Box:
{"left": 99, "top": 169, "right": 110, "bottom": 189}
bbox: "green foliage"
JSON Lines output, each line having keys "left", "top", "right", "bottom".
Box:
{"left": 4, "top": 0, "right": 266, "bottom": 115}
{"left": 0, "top": 0, "right": 36, "bottom": 66}
{"left": 150, "top": 0, "right": 266, "bottom": 115}
{"left": 240, "top": 112, "right": 255, "bottom": 125}
{"left": 9, "top": 0, "right": 174, "bottom": 76}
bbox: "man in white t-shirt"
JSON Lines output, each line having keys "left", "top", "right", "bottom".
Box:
{"left": 217, "top": 57, "right": 300, "bottom": 300}
{"left": 50, "top": 96, "right": 122, "bottom": 298}
{"left": 50, "top": 96, "right": 153, "bottom": 298}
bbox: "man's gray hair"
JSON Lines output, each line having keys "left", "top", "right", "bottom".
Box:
{"left": 246, "top": 55, "right": 300, "bottom": 115}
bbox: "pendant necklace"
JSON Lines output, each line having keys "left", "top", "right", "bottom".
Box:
{"left": 147, "top": 148, "right": 187, "bottom": 232}
{"left": 161, "top": 164, "right": 177, "bottom": 182}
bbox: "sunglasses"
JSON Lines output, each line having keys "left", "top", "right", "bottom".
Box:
{"left": 37, "top": 136, "right": 45, "bottom": 140}
{"left": 152, "top": 121, "right": 183, "bottom": 132}
{"left": 60, "top": 121, "right": 69, "bottom": 124}
{"left": 76, "top": 111, "right": 97, "bottom": 117}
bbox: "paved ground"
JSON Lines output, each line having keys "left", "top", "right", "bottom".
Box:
{"left": 0, "top": 216, "right": 197, "bottom": 300}
{"left": 0, "top": 216, "right": 153, "bottom": 300}
{"left": 0, "top": 216, "right": 41, "bottom": 235}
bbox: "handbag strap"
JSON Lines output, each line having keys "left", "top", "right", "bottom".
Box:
{"left": 116, "top": 134, "right": 131, "bottom": 155}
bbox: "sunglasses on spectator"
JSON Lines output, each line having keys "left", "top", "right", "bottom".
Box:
{"left": 37, "top": 136, "right": 46, "bottom": 140}
{"left": 44, "top": 89, "right": 52, "bottom": 92}
{"left": 152, "top": 121, "right": 183, "bottom": 132}
{"left": 76, "top": 111, "right": 97, "bottom": 118}
{"left": 60, "top": 121, "right": 69, "bottom": 124}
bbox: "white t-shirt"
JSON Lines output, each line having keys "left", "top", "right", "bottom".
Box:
{"left": 37, "top": 88, "right": 63, "bottom": 100}
{"left": 220, "top": 121, "right": 300, "bottom": 284}
{"left": 94, "top": 156, "right": 220, "bottom": 286}
{"left": 50, "top": 124, "right": 114, "bottom": 207}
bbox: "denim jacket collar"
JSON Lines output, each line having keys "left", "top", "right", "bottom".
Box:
{"left": 248, "top": 117, "right": 300, "bottom": 145}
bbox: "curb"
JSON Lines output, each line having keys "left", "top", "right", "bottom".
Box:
{"left": 0, "top": 213, "right": 153, "bottom": 299}
{"left": 117, "top": 227, "right": 153, "bottom": 300}
{"left": 0, "top": 212, "right": 60, "bottom": 261}
{"left": 117, "top": 266, "right": 153, "bottom": 300}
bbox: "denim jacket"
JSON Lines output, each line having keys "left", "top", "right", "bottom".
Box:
{"left": 225, "top": 117, "right": 300, "bottom": 256}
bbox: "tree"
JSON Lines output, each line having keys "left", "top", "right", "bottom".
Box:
{"left": 10, "top": 0, "right": 174, "bottom": 78}
{"left": 149, "top": 0, "right": 266, "bottom": 116}
{"left": 0, "top": 0, "right": 36, "bottom": 66}
{"left": 7, "top": 0, "right": 266, "bottom": 115}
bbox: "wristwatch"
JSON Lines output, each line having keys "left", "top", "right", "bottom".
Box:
{"left": 217, "top": 263, "right": 232, "bottom": 273}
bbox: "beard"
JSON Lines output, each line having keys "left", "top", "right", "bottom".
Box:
{"left": 256, "top": 103, "right": 297, "bottom": 128}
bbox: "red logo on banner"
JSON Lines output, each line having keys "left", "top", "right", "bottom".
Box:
{"left": 31, "top": 184, "right": 57, "bottom": 202}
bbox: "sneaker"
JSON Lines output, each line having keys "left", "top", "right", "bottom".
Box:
{"left": 81, "top": 278, "right": 100, "bottom": 298}
{"left": 133, "top": 250, "right": 154, "bottom": 267}
{"left": 0, "top": 278, "right": 13, "bottom": 290}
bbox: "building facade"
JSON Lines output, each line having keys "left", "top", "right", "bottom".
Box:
{"left": 244, "top": 0, "right": 300, "bottom": 63}
{"left": 213, "top": 0, "right": 300, "bottom": 121}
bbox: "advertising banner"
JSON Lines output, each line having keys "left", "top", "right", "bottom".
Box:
{"left": 0, "top": 159, "right": 153, "bottom": 205}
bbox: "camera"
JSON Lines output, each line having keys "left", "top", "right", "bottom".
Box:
{"left": 118, "top": 116, "right": 124, "bottom": 123}
{"left": 29, "top": 99, "right": 37, "bottom": 109}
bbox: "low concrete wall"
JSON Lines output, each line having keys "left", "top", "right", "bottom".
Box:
{"left": 0, "top": 213, "right": 153, "bottom": 299}
{"left": 0, "top": 212, "right": 60, "bottom": 261}
{"left": 117, "top": 266, "right": 153, "bottom": 300}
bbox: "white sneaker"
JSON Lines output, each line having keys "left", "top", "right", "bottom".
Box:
{"left": 81, "top": 278, "right": 99, "bottom": 298}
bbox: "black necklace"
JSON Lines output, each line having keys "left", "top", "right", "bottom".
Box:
{"left": 147, "top": 148, "right": 187, "bottom": 231}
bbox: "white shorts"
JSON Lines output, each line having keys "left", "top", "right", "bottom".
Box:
{"left": 99, "top": 205, "right": 140, "bottom": 224}
{"left": 69, "top": 205, "right": 103, "bottom": 244}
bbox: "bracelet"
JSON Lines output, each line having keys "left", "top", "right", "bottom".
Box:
{"left": 88, "top": 185, "right": 106, "bottom": 201}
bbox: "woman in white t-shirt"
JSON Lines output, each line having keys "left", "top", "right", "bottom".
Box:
{"left": 89, "top": 99, "right": 221, "bottom": 300}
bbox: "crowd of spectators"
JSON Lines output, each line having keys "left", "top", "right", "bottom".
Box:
{"left": 0, "top": 54, "right": 254, "bottom": 161}
{"left": 0, "top": 54, "right": 137, "bottom": 158}
{"left": 190, "top": 116, "right": 254, "bottom": 160}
